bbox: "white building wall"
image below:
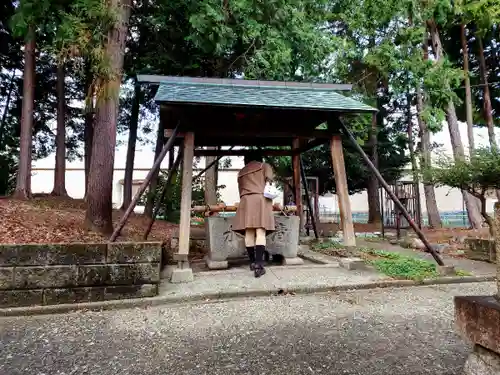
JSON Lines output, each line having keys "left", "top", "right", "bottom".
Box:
{"left": 33, "top": 118, "right": 500, "bottom": 220}
{"left": 32, "top": 165, "right": 490, "bottom": 218}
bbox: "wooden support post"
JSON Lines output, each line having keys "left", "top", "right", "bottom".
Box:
{"left": 292, "top": 138, "right": 304, "bottom": 233}
{"left": 330, "top": 135, "right": 356, "bottom": 247}
{"left": 170, "top": 132, "right": 195, "bottom": 283}
{"left": 143, "top": 148, "right": 183, "bottom": 240}
{"left": 300, "top": 156, "right": 318, "bottom": 239}
{"left": 109, "top": 122, "right": 180, "bottom": 242}
{"left": 338, "top": 118, "right": 444, "bottom": 265}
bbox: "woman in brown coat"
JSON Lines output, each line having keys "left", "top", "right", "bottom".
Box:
{"left": 232, "top": 150, "right": 275, "bottom": 277}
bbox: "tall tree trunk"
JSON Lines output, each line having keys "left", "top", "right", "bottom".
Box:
{"left": 477, "top": 35, "right": 497, "bottom": 151}
{"left": 477, "top": 35, "right": 500, "bottom": 202}
{"left": 204, "top": 147, "right": 218, "bottom": 205}
{"left": 407, "top": 93, "right": 422, "bottom": 226}
{"left": 144, "top": 120, "right": 165, "bottom": 217}
{"left": 121, "top": 83, "right": 141, "bottom": 210}
{"left": 367, "top": 113, "right": 381, "bottom": 224}
{"left": 84, "top": 64, "right": 94, "bottom": 200}
{"left": 417, "top": 30, "right": 442, "bottom": 228}
{"left": 416, "top": 88, "right": 442, "bottom": 228}
{"left": 13, "top": 27, "right": 35, "bottom": 200}
{"left": 85, "top": 0, "right": 132, "bottom": 234}
{"left": 0, "top": 70, "right": 16, "bottom": 149}
{"left": 428, "top": 20, "right": 483, "bottom": 229}
{"left": 461, "top": 23, "right": 475, "bottom": 152}
{"left": 51, "top": 62, "right": 68, "bottom": 196}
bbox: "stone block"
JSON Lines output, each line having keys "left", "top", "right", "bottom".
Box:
{"left": 437, "top": 265, "right": 455, "bottom": 276}
{"left": 0, "top": 267, "right": 14, "bottom": 290}
{"left": 455, "top": 295, "right": 500, "bottom": 354}
{"left": 107, "top": 242, "right": 162, "bottom": 264}
{"left": 43, "top": 287, "right": 105, "bottom": 305}
{"left": 0, "top": 289, "right": 43, "bottom": 307}
{"left": 170, "top": 267, "right": 194, "bottom": 283}
{"left": 0, "top": 243, "right": 107, "bottom": 266}
{"left": 77, "top": 265, "right": 109, "bottom": 286}
{"left": 14, "top": 265, "right": 78, "bottom": 289}
{"left": 282, "top": 257, "right": 304, "bottom": 265}
{"left": 339, "top": 257, "right": 365, "bottom": 270}
{"left": 205, "top": 257, "right": 229, "bottom": 270}
{"left": 107, "top": 263, "right": 160, "bottom": 286}
{"left": 104, "top": 284, "right": 158, "bottom": 300}
{"left": 205, "top": 215, "right": 300, "bottom": 265}
{"left": 465, "top": 238, "right": 495, "bottom": 263}
{"left": 463, "top": 345, "right": 500, "bottom": 375}
{"left": 160, "top": 265, "right": 175, "bottom": 279}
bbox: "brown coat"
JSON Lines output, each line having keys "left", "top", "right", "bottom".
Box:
{"left": 232, "top": 161, "right": 275, "bottom": 234}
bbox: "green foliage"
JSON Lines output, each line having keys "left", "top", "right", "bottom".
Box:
{"left": 431, "top": 147, "right": 500, "bottom": 199}
{"left": 266, "top": 118, "right": 409, "bottom": 195}
{"left": 0, "top": 153, "right": 16, "bottom": 195}
{"left": 311, "top": 240, "right": 344, "bottom": 250}
{"left": 360, "top": 248, "right": 439, "bottom": 281}
{"left": 141, "top": 168, "right": 226, "bottom": 224}
{"left": 370, "top": 256, "right": 439, "bottom": 280}
{"left": 187, "top": 0, "right": 333, "bottom": 79}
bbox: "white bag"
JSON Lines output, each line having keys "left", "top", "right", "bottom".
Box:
{"left": 264, "top": 182, "right": 278, "bottom": 200}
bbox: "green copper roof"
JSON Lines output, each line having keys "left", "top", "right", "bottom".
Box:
{"left": 153, "top": 80, "right": 376, "bottom": 113}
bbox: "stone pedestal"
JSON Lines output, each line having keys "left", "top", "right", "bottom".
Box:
{"left": 464, "top": 238, "right": 496, "bottom": 263}
{"left": 455, "top": 295, "right": 500, "bottom": 374}
{"left": 205, "top": 215, "right": 302, "bottom": 269}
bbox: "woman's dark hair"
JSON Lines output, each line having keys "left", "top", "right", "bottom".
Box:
{"left": 244, "top": 150, "right": 263, "bottom": 165}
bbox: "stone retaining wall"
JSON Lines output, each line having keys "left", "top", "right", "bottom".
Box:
{"left": 0, "top": 242, "right": 162, "bottom": 308}
{"left": 464, "top": 238, "right": 495, "bottom": 263}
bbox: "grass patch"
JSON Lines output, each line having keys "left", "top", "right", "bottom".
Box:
{"left": 455, "top": 269, "right": 473, "bottom": 277}
{"left": 359, "top": 248, "right": 438, "bottom": 281}
{"left": 311, "top": 242, "right": 472, "bottom": 280}
{"left": 310, "top": 240, "right": 354, "bottom": 257}
{"left": 311, "top": 240, "right": 344, "bottom": 251}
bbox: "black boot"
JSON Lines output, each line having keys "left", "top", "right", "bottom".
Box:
{"left": 246, "top": 247, "right": 256, "bottom": 270}
{"left": 254, "top": 245, "right": 267, "bottom": 278}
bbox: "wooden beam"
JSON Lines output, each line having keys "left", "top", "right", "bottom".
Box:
{"left": 292, "top": 138, "right": 304, "bottom": 232}
{"left": 296, "top": 137, "right": 330, "bottom": 154}
{"left": 194, "top": 149, "right": 292, "bottom": 157}
{"left": 178, "top": 132, "right": 195, "bottom": 255}
{"left": 164, "top": 129, "right": 331, "bottom": 139}
{"left": 330, "top": 135, "right": 356, "bottom": 247}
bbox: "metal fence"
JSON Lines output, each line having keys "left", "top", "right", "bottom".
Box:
{"left": 319, "top": 209, "right": 471, "bottom": 228}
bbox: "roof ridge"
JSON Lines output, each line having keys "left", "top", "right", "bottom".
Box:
{"left": 137, "top": 74, "right": 352, "bottom": 91}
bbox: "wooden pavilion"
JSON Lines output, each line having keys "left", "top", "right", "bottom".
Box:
{"left": 111, "top": 75, "right": 444, "bottom": 283}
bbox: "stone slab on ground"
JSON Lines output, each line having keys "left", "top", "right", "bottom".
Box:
{"left": 438, "top": 265, "right": 456, "bottom": 276}
{"left": 170, "top": 268, "right": 194, "bottom": 283}
{"left": 298, "top": 245, "right": 339, "bottom": 265}
{"left": 160, "top": 264, "right": 387, "bottom": 299}
{"left": 0, "top": 283, "right": 496, "bottom": 375}
{"left": 339, "top": 257, "right": 365, "bottom": 270}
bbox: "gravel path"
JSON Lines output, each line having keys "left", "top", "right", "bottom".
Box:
{"left": 1, "top": 282, "right": 495, "bottom": 375}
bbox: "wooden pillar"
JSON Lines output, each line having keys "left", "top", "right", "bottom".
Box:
{"left": 171, "top": 132, "right": 195, "bottom": 283}
{"left": 330, "top": 135, "right": 356, "bottom": 247}
{"left": 292, "top": 138, "right": 303, "bottom": 233}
